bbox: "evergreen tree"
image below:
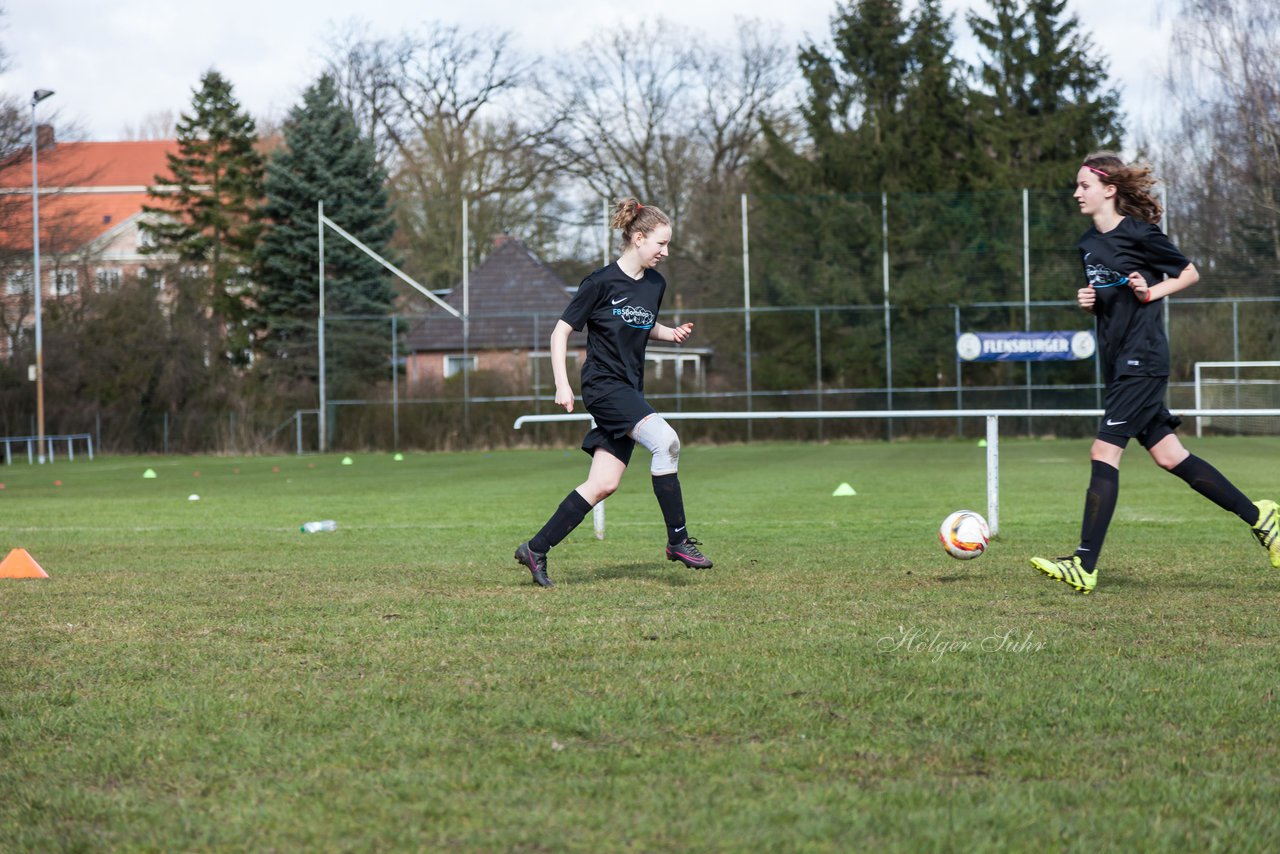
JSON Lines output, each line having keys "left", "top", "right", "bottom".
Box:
{"left": 142, "top": 70, "right": 264, "bottom": 362}
{"left": 253, "top": 74, "right": 395, "bottom": 398}
{"left": 744, "top": 1, "right": 981, "bottom": 393}
{"left": 749, "top": 0, "right": 976, "bottom": 313}
{"left": 967, "top": 0, "right": 1122, "bottom": 189}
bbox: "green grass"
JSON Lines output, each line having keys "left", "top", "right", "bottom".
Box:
{"left": 2, "top": 438, "right": 1279, "bottom": 852}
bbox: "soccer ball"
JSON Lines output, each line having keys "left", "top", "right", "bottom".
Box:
{"left": 939, "top": 510, "right": 989, "bottom": 560}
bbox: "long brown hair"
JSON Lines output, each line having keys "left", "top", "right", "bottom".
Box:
{"left": 610, "top": 198, "right": 670, "bottom": 251}
{"left": 1082, "top": 151, "right": 1163, "bottom": 224}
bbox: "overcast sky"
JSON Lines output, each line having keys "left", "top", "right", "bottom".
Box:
{"left": 3, "top": 0, "right": 1172, "bottom": 148}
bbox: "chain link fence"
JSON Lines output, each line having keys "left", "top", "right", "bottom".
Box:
{"left": 4, "top": 189, "right": 1278, "bottom": 454}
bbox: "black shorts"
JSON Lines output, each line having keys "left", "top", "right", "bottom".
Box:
{"left": 580, "top": 386, "right": 656, "bottom": 464}
{"left": 1097, "top": 374, "right": 1182, "bottom": 449}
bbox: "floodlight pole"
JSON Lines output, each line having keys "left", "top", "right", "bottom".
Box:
{"left": 31, "top": 89, "right": 54, "bottom": 464}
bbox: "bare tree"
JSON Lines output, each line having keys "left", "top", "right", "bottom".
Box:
{"left": 1162, "top": 0, "right": 1280, "bottom": 281}
{"left": 552, "top": 19, "right": 791, "bottom": 206}
{"left": 546, "top": 17, "right": 794, "bottom": 302}
{"left": 325, "top": 21, "right": 569, "bottom": 292}
{"left": 0, "top": 3, "right": 23, "bottom": 159}
{"left": 120, "top": 110, "right": 179, "bottom": 141}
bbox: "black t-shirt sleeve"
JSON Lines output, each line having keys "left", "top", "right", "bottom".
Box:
{"left": 561, "top": 276, "right": 599, "bottom": 331}
{"left": 1138, "top": 223, "right": 1191, "bottom": 280}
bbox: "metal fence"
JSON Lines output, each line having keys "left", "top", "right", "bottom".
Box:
{"left": 3, "top": 188, "right": 1278, "bottom": 454}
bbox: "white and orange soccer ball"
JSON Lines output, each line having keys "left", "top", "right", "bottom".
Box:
{"left": 939, "top": 510, "right": 989, "bottom": 560}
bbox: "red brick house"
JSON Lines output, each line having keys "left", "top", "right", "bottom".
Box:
{"left": 0, "top": 133, "right": 179, "bottom": 358}
{"left": 404, "top": 235, "right": 711, "bottom": 394}
{"left": 405, "top": 235, "right": 587, "bottom": 391}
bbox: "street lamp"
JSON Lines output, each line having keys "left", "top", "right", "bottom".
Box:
{"left": 31, "top": 88, "right": 54, "bottom": 464}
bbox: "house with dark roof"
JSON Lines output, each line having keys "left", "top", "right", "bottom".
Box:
{"left": 404, "top": 234, "right": 712, "bottom": 393}
{"left": 404, "top": 235, "right": 588, "bottom": 390}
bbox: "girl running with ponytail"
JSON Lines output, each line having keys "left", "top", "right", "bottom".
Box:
{"left": 1030, "top": 152, "right": 1279, "bottom": 593}
{"left": 513, "top": 198, "right": 712, "bottom": 587}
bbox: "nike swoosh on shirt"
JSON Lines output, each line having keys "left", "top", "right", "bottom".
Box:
{"left": 611, "top": 296, "right": 628, "bottom": 305}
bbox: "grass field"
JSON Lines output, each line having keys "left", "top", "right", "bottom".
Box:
{"left": 2, "top": 437, "right": 1279, "bottom": 851}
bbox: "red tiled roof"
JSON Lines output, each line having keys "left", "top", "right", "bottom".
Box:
{"left": 0, "top": 140, "right": 178, "bottom": 189}
{"left": 0, "top": 140, "right": 179, "bottom": 251}
{"left": 0, "top": 191, "right": 179, "bottom": 253}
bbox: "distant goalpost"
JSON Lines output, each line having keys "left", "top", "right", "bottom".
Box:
{"left": 1193, "top": 361, "right": 1280, "bottom": 438}
{"left": 513, "top": 407, "right": 1280, "bottom": 539}
{"left": 317, "top": 200, "right": 463, "bottom": 452}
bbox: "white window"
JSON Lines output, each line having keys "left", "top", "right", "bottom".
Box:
{"left": 96, "top": 269, "right": 122, "bottom": 291}
{"left": 5, "top": 270, "right": 31, "bottom": 296}
{"left": 443, "top": 355, "right": 478, "bottom": 378}
{"left": 54, "top": 270, "right": 78, "bottom": 296}
{"left": 139, "top": 267, "right": 165, "bottom": 289}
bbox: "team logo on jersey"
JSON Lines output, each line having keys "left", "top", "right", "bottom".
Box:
{"left": 614, "top": 304, "right": 655, "bottom": 329}
{"left": 1084, "top": 260, "right": 1126, "bottom": 288}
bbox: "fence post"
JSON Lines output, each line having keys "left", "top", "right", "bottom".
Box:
{"left": 954, "top": 305, "right": 963, "bottom": 437}
{"left": 882, "top": 191, "right": 894, "bottom": 440}
{"left": 1023, "top": 188, "right": 1033, "bottom": 426}
{"left": 392, "top": 314, "right": 399, "bottom": 451}
{"left": 986, "top": 415, "right": 1000, "bottom": 536}
{"left": 814, "top": 306, "right": 823, "bottom": 442}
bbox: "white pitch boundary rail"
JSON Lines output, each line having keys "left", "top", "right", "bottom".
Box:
{"left": 1, "top": 433, "right": 94, "bottom": 465}
{"left": 513, "top": 408, "right": 1280, "bottom": 539}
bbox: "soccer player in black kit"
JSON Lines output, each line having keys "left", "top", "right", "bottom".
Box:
{"left": 513, "top": 198, "right": 712, "bottom": 588}
{"left": 1030, "top": 151, "right": 1280, "bottom": 593}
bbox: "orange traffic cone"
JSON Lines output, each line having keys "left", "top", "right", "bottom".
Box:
{"left": 0, "top": 548, "right": 49, "bottom": 579}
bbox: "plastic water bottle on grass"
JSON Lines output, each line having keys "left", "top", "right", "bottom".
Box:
{"left": 301, "top": 520, "right": 337, "bottom": 533}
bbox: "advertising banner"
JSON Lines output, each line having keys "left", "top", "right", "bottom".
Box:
{"left": 956, "top": 331, "right": 1096, "bottom": 362}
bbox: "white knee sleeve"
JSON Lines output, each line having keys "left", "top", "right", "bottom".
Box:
{"left": 630, "top": 414, "right": 681, "bottom": 475}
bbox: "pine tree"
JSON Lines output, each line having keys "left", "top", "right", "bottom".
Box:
{"left": 253, "top": 74, "right": 395, "bottom": 398}
{"left": 142, "top": 70, "right": 264, "bottom": 362}
{"left": 748, "top": 0, "right": 974, "bottom": 305}
{"left": 967, "top": 0, "right": 1122, "bottom": 189}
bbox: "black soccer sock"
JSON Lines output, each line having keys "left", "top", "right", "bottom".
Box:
{"left": 651, "top": 473, "right": 688, "bottom": 545}
{"left": 1169, "top": 454, "right": 1258, "bottom": 525}
{"left": 529, "top": 490, "right": 593, "bottom": 554}
{"left": 1075, "top": 460, "right": 1120, "bottom": 572}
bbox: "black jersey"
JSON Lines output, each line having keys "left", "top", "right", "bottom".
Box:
{"left": 561, "top": 262, "right": 665, "bottom": 406}
{"left": 1077, "top": 217, "right": 1190, "bottom": 383}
